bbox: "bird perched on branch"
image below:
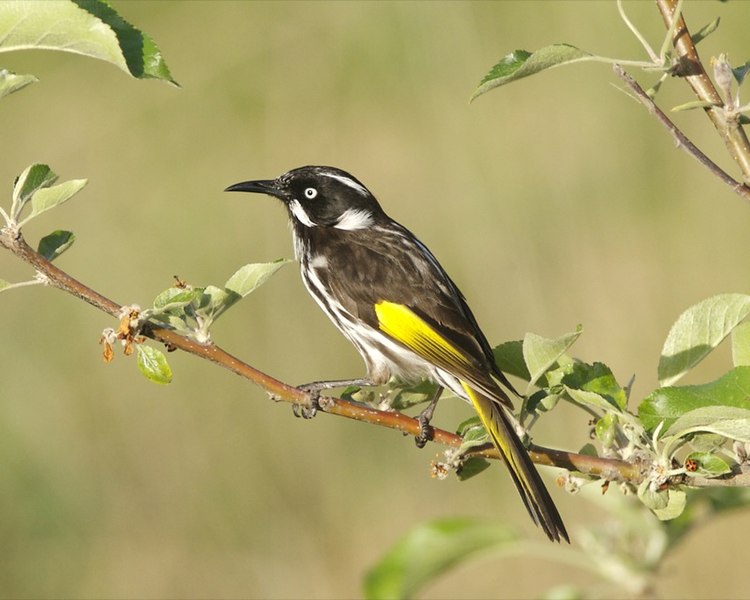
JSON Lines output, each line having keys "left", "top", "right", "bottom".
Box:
{"left": 226, "top": 166, "right": 568, "bottom": 542}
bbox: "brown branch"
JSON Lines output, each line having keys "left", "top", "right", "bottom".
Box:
{"left": 656, "top": 0, "right": 750, "bottom": 184}
{"left": 3, "top": 227, "right": 746, "bottom": 490}
{"left": 613, "top": 64, "right": 750, "bottom": 204}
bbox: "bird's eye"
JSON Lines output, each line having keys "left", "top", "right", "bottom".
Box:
{"left": 304, "top": 187, "right": 318, "bottom": 199}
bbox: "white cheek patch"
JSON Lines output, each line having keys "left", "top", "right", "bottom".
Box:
{"left": 289, "top": 199, "right": 316, "bottom": 227}
{"left": 334, "top": 208, "right": 374, "bottom": 230}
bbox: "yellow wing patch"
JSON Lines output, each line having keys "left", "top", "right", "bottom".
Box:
{"left": 374, "top": 300, "right": 473, "bottom": 372}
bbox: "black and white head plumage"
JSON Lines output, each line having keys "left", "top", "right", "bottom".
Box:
{"left": 229, "top": 165, "right": 386, "bottom": 231}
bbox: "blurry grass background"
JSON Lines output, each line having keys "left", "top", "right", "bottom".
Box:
{"left": 1, "top": 1, "right": 750, "bottom": 598}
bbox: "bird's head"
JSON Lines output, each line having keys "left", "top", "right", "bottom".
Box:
{"left": 225, "top": 165, "right": 384, "bottom": 230}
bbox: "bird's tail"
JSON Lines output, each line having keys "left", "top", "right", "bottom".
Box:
{"left": 461, "top": 382, "right": 569, "bottom": 543}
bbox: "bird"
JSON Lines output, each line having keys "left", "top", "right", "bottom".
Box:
{"left": 225, "top": 165, "right": 568, "bottom": 543}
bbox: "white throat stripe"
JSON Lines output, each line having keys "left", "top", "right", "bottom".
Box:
{"left": 335, "top": 208, "right": 374, "bottom": 230}
{"left": 289, "top": 199, "right": 315, "bottom": 227}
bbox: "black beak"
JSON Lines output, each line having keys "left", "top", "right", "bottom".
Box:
{"left": 224, "top": 179, "right": 281, "bottom": 198}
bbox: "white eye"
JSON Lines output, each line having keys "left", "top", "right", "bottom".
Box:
{"left": 304, "top": 187, "right": 318, "bottom": 199}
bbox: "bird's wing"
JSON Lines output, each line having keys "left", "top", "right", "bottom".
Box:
{"left": 309, "top": 225, "right": 513, "bottom": 405}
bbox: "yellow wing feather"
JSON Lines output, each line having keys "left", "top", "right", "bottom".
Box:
{"left": 375, "top": 300, "right": 568, "bottom": 543}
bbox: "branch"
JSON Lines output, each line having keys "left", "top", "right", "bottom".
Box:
{"left": 655, "top": 0, "right": 750, "bottom": 184}
{"left": 613, "top": 64, "right": 750, "bottom": 204}
{"left": 1, "top": 226, "right": 643, "bottom": 485}
{"left": 3, "top": 227, "right": 749, "bottom": 490}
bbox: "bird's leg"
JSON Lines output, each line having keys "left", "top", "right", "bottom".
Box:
{"left": 414, "top": 386, "right": 444, "bottom": 448}
{"left": 294, "top": 378, "right": 373, "bottom": 418}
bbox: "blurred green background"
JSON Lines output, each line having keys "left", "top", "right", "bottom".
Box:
{"left": 2, "top": 1, "right": 750, "bottom": 598}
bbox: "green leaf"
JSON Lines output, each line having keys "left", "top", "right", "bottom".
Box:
{"left": 0, "top": 0, "right": 177, "bottom": 85}
{"left": 192, "top": 261, "right": 291, "bottom": 333}
{"left": 0, "top": 277, "right": 9, "bottom": 291}
{"left": 652, "top": 489, "right": 687, "bottom": 521}
{"left": 525, "top": 389, "right": 562, "bottom": 415}
{"left": 594, "top": 413, "right": 618, "bottom": 448}
{"left": 492, "top": 340, "right": 530, "bottom": 381}
{"left": 152, "top": 286, "right": 202, "bottom": 311}
{"left": 388, "top": 380, "right": 439, "bottom": 411}
{"left": 685, "top": 451, "right": 733, "bottom": 477}
{"left": 225, "top": 259, "right": 291, "bottom": 297}
{"left": 11, "top": 163, "right": 57, "bottom": 221}
{"left": 471, "top": 45, "right": 594, "bottom": 101}
{"left": 562, "top": 361, "right": 626, "bottom": 411}
{"left": 671, "top": 100, "right": 718, "bottom": 112}
{"left": 731, "top": 321, "right": 750, "bottom": 367}
{"left": 37, "top": 230, "right": 75, "bottom": 261}
{"left": 658, "top": 294, "right": 750, "bottom": 386}
{"left": 523, "top": 327, "right": 582, "bottom": 388}
{"left": 691, "top": 17, "right": 720, "bottom": 46}
{"left": 0, "top": 68, "right": 38, "bottom": 98}
{"left": 456, "top": 457, "right": 491, "bottom": 481}
{"left": 637, "top": 480, "right": 668, "bottom": 511}
{"left": 363, "top": 518, "right": 517, "bottom": 600}
{"left": 639, "top": 366, "right": 750, "bottom": 433}
{"left": 136, "top": 345, "right": 172, "bottom": 384}
{"left": 664, "top": 405, "right": 750, "bottom": 443}
{"left": 732, "top": 60, "right": 750, "bottom": 85}
{"left": 21, "top": 178, "right": 87, "bottom": 225}
{"left": 457, "top": 416, "right": 490, "bottom": 452}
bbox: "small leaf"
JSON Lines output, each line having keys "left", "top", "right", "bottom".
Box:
{"left": 152, "top": 286, "right": 202, "bottom": 311}
{"left": 0, "top": 277, "right": 9, "bottom": 291}
{"left": 11, "top": 163, "right": 57, "bottom": 221}
{"left": 457, "top": 417, "right": 490, "bottom": 453}
{"left": 25, "top": 178, "right": 87, "bottom": 222}
{"left": 664, "top": 405, "right": 750, "bottom": 442}
{"left": 0, "top": 0, "right": 177, "bottom": 85}
{"left": 564, "top": 386, "right": 616, "bottom": 413}
{"left": 37, "top": 230, "right": 75, "bottom": 261}
{"left": 388, "top": 380, "right": 439, "bottom": 411}
{"left": 471, "top": 45, "right": 594, "bottom": 101}
{"left": 562, "top": 362, "right": 626, "bottom": 411}
{"left": 136, "top": 345, "right": 172, "bottom": 384}
{"left": 637, "top": 480, "right": 669, "bottom": 511}
{"left": 578, "top": 443, "right": 599, "bottom": 457}
{"left": 671, "top": 100, "right": 718, "bottom": 112}
{"left": 732, "top": 321, "right": 750, "bottom": 367}
{"left": 639, "top": 366, "right": 750, "bottom": 432}
{"left": 456, "top": 457, "right": 491, "bottom": 481}
{"left": 0, "top": 69, "right": 38, "bottom": 99}
{"left": 525, "top": 389, "right": 562, "bottom": 415}
{"left": 658, "top": 294, "right": 750, "bottom": 386}
{"left": 492, "top": 340, "right": 530, "bottom": 381}
{"left": 691, "top": 17, "right": 720, "bottom": 46}
{"left": 224, "top": 259, "right": 291, "bottom": 297}
{"left": 652, "top": 489, "right": 687, "bottom": 521}
{"left": 195, "top": 284, "right": 241, "bottom": 322}
{"left": 732, "top": 60, "right": 750, "bottom": 85}
{"left": 363, "top": 518, "right": 517, "bottom": 600}
{"left": 594, "top": 413, "right": 618, "bottom": 448}
{"left": 523, "top": 327, "right": 582, "bottom": 388}
{"left": 685, "top": 451, "right": 732, "bottom": 477}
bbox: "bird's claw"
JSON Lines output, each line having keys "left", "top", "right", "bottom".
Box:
{"left": 414, "top": 411, "right": 434, "bottom": 448}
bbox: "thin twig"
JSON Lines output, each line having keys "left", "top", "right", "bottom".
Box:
{"left": 3, "top": 228, "right": 749, "bottom": 489}
{"left": 655, "top": 0, "right": 750, "bottom": 183}
{"left": 0, "top": 226, "right": 645, "bottom": 484}
{"left": 613, "top": 64, "right": 750, "bottom": 204}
